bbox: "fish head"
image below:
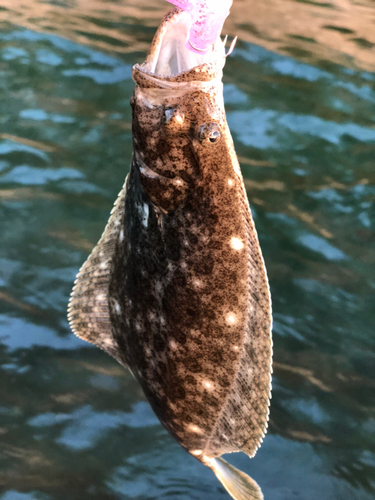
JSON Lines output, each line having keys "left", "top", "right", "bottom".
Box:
{"left": 130, "top": 8, "right": 240, "bottom": 213}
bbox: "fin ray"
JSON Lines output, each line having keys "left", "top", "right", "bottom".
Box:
{"left": 209, "top": 457, "right": 263, "bottom": 500}
{"left": 202, "top": 183, "right": 273, "bottom": 459}
{"left": 68, "top": 175, "right": 129, "bottom": 365}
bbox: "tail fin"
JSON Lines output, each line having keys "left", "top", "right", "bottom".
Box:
{"left": 208, "top": 457, "right": 264, "bottom": 500}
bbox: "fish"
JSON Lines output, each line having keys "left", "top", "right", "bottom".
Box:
{"left": 68, "top": 7, "right": 272, "bottom": 500}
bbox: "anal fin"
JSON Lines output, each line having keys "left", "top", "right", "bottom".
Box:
{"left": 67, "top": 176, "right": 129, "bottom": 365}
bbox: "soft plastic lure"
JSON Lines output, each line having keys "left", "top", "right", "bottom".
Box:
{"left": 166, "top": 0, "right": 233, "bottom": 54}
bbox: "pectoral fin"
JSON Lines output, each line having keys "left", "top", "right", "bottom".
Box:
{"left": 207, "top": 457, "right": 264, "bottom": 500}
{"left": 67, "top": 176, "right": 129, "bottom": 366}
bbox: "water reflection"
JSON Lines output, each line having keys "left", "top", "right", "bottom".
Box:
{"left": 28, "top": 401, "right": 159, "bottom": 450}
{"left": 0, "top": 0, "right": 374, "bottom": 499}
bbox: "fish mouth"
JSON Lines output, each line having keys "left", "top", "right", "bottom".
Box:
{"left": 133, "top": 8, "right": 225, "bottom": 83}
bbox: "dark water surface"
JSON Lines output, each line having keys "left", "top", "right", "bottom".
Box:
{"left": 0, "top": 0, "right": 374, "bottom": 499}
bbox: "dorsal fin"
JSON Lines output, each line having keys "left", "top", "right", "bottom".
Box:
{"left": 67, "top": 175, "right": 129, "bottom": 365}
{"left": 202, "top": 182, "right": 273, "bottom": 459}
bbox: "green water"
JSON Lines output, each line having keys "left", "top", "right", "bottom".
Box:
{"left": 0, "top": 1, "right": 374, "bottom": 499}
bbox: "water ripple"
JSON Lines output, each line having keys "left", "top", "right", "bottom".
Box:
{"left": 0, "top": 1, "right": 374, "bottom": 499}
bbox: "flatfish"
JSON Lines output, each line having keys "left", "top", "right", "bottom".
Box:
{"left": 68, "top": 7, "right": 272, "bottom": 499}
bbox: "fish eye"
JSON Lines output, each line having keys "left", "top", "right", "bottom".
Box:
{"left": 198, "top": 123, "right": 221, "bottom": 145}
{"left": 209, "top": 130, "right": 220, "bottom": 143}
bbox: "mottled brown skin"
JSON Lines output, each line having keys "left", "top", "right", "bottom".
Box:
{"left": 107, "top": 50, "right": 271, "bottom": 459}
{"left": 69, "top": 8, "right": 272, "bottom": 469}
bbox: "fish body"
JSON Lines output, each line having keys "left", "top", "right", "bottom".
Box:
{"left": 68, "top": 8, "right": 272, "bottom": 500}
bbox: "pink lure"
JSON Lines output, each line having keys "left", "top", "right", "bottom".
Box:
{"left": 166, "top": 0, "right": 233, "bottom": 54}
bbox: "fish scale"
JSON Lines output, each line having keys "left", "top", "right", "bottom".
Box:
{"left": 68, "top": 8, "right": 272, "bottom": 500}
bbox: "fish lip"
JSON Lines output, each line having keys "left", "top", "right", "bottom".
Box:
{"left": 132, "top": 7, "right": 225, "bottom": 86}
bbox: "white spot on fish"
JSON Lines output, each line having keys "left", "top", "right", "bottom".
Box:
{"left": 191, "top": 449, "right": 202, "bottom": 456}
{"left": 143, "top": 204, "right": 149, "bottom": 226}
{"left": 100, "top": 261, "right": 107, "bottom": 269}
{"left": 96, "top": 294, "right": 105, "bottom": 301}
{"left": 169, "top": 340, "right": 178, "bottom": 351}
{"left": 138, "top": 203, "right": 149, "bottom": 228}
{"left": 193, "top": 278, "right": 203, "bottom": 288}
{"left": 187, "top": 424, "right": 204, "bottom": 435}
{"left": 203, "top": 380, "right": 213, "bottom": 390}
{"left": 231, "top": 237, "right": 244, "bottom": 251}
{"left": 175, "top": 113, "right": 184, "bottom": 125}
{"left": 226, "top": 313, "right": 237, "bottom": 325}
{"left": 114, "top": 301, "right": 121, "bottom": 314}
{"left": 233, "top": 345, "right": 239, "bottom": 351}
{"left": 119, "top": 229, "right": 124, "bottom": 242}
{"left": 202, "top": 456, "right": 214, "bottom": 467}
{"left": 228, "top": 179, "right": 233, "bottom": 186}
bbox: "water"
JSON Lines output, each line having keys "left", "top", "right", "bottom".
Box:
{"left": 0, "top": 0, "right": 374, "bottom": 499}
